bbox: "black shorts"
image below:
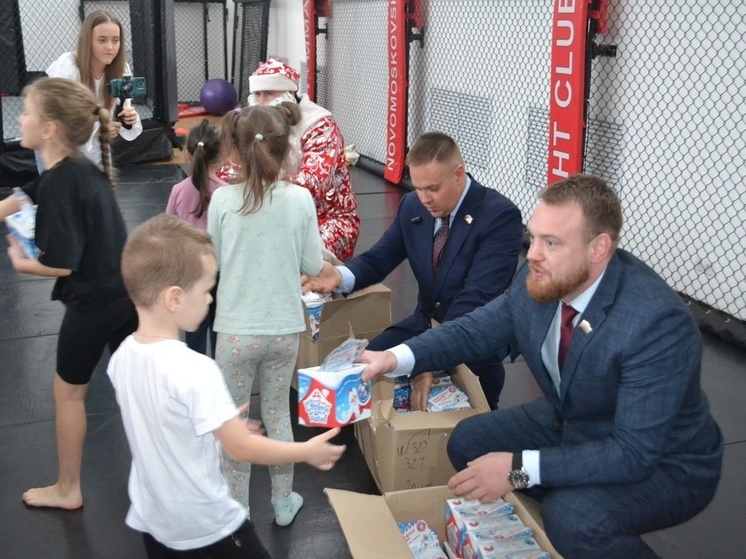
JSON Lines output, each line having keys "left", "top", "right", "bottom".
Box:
{"left": 57, "top": 296, "right": 138, "bottom": 385}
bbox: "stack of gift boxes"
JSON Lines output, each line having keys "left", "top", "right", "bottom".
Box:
{"left": 396, "top": 497, "right": 551, "bottom": 559}
{"left": 392, "top": 371, "right": 472, "bottom": 412}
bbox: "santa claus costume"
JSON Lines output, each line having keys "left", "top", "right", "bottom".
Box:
{"left": 242, "top": 58, "right": 360, "bottom": 262}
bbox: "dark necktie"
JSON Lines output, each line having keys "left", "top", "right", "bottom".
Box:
{"left": 432, "top": 215, "right": 450, "bottom": 272}
{"left": 558, "top": 303, "right": 579, "bottom": 372}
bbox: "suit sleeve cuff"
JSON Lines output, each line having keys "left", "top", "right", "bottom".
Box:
{"left": 387, "top": 344, "right": 415, "bottom": 376}
{"left": 523, "top": 450, "right": 541, "bottom": 487}
{"left": 336, "top": 265, "right": 355, "bottom": 295}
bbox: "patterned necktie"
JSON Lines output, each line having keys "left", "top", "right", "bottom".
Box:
{"left": 558, "top": 303, "right": 579, "bottom": 372}
{"left": 432, "top": 215, "right": 450, "bottom": 272}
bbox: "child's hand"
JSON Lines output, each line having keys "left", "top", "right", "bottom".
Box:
{"left": 236, "top": 402, "right": 266, "bottom": 436}
{"left": 108, "top": 121, "right": 122, "bottom": 138}
{"left": 304, "top": 427, "right": 346, "bottom": 470}
{"left": 6, "top": 234, "right": 27, "bottom": 263}
{"left": 245, "top": 419, "right": 265, "bottom": 436}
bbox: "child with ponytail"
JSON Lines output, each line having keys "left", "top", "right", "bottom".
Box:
{"left": 208, "top": 103, "right": 325, "bottom": 526}
{"left": 166, "top": 119, "right": 226, "bottom": 355}
{"left": 5, "top": 77, "right": 137, "bottom": 509}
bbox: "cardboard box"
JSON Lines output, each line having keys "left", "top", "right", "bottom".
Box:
{"left": 297, "top": 283, "right": 392, "bottom": 370}
{"left": 325, "top": 486, "right": 563, "bottom": 559}
{"left": 445, "top": 497, "right": 516, "bottom": 557}
{"left": 354, "top": 364, "right": 490, "bottom": 493}
{"left": 297, "top": 364, "right": 372, "bottom": 427}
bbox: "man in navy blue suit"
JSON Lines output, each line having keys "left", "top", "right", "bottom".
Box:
{"left": 358, "top": 175, "right": 723, "bottom": 558}
{"left": 302, "top": 132, "right": 523, "bottom": 409}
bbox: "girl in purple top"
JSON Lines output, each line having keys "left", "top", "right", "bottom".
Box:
{"left": 166, "top": 119, "right": 226, "bottom": 354}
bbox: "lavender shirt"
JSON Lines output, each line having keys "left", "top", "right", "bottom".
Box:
{"left": 166, "top": 175, "right": 228, "bottom": 231}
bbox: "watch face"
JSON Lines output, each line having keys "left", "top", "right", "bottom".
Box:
{"left": 509, "top": 469, "right": 530, "bottom": 490}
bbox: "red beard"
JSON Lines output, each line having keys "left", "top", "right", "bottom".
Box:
{"left": 526, "top": 262, "right": 589, "bottom": 304}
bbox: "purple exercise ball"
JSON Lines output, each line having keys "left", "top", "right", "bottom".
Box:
{"left": 200, "top": 79, "right": 238, "bottom": 116}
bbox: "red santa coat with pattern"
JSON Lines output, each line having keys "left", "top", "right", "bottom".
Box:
{"left": 289, "top": 95, "right": 360, "bottom": 262}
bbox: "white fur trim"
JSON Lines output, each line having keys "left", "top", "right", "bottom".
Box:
{"left": 249, "top": 73, "right": 298, "bottom": 93}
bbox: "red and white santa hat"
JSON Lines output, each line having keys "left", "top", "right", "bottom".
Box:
{"left": 249, "top": 58, "right": 300, "bottom": 93}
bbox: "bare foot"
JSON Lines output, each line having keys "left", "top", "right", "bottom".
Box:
{"left": 22, "top": 484, "right": 83, "bottom": 510}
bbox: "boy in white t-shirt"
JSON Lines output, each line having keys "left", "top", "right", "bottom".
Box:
{"left": 107, "top": 214, "right": 345, "bottom": 558}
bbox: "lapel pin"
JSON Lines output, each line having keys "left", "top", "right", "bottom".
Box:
{"left": 579, "top": 320, "right": 592, "bottom": 335}
{"left": 465, "top": 215, "right": 473, "bottom": 224}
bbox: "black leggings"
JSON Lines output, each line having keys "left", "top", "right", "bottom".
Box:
{"left": 142, "top": 521, "right": 272, "bottom": 559}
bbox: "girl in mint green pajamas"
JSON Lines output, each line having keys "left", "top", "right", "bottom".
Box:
{"left": 208, "top": 103, "right": 324, "bottom": 527}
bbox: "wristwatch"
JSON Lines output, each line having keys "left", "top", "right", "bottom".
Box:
{"left": 507, "top": 452, "right": 530, "bottom": 490}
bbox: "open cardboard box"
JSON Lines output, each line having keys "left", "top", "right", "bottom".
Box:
{"left": 296, "top": 283, "right": 392, "bottom": 371}
{"left": 354, "top": 364, "right": 490, "bottom": 493}
{"left": 325, "top": 486, "right": 563, "bottom": 559}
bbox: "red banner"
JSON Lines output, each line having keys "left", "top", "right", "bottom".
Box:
{"left": 384, "top": 0, "right": 408, "bottom": 184}
{"left": 547, "top": 0, "right": 590, "bottom": 185}
{"left": 303, "top": 0, "right": 317, "bottom": 102}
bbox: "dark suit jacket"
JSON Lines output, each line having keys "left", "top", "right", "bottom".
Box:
{"left": 406, "top": 250, "right": 723, "bottom": 489}
{"left": 346, "top": 178, "right": 523, "bottom": 334}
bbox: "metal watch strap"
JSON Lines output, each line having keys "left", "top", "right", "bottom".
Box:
{"left": 508, "top": 452, "right": 530, "bottom": 490}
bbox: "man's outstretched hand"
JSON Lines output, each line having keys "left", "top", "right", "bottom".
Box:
{"left": 448, "top": 452, "right": 514, "bottom": 503}
{"left": 358, "top": 349, "right": 399, "bottom": 381}
{"left": 301, "top": 261, "right": 343, "bottom": 294}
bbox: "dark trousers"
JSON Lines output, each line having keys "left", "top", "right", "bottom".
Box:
{"left": 142, "top": 520, "right": 271, "bottom": 559}
{"left": 447, "top": 405, "right": 719, "bottom": 559}
{"left": 367, "top": 321, "right": 505, "bottom": 410}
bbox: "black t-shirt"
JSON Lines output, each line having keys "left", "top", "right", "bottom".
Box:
{"left": 22, "top": 175, "right": 41, "bottom": 203}
{"left": 34, "top": 157, "right": 129, "bottom": 307}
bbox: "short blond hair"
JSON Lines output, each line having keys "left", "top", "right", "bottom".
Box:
{"left": 122, "top": 214, "right": 215, "bottom": 307}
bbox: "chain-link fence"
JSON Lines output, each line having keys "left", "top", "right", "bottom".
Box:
{"left": 319, "top": 1, "right": 389, "bottom": 166}
{"left": 407, "top": 0, "right": 554, "bottom": 217}
{"left": 301, "top": 14, "right": 329, "bottom": 111}
{"left": 1, "top": 1, "right": 79, "bottom": 145}
{"left": 317, "top": 0, "right": 554, "bottom": 212}
{"left": 174, "top": 0, "right": 229, "bottom": 104}
{"left": 232, "top": 0, "right": 270, "bottom": 103}
{"left": 1, "top": 0, "right": 166, "bottom": 144}
{"left": 313, "top": 0, "right": 744, "bottom": 331}
{"left": 587, "top": 0, "right": 745, "bottom": 322}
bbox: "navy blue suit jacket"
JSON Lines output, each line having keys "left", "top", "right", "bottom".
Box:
{"left": 346, "top": 179, "right": 523, "bottom": 335}
{"left": 406, "top": 250, "right": 723, "bottom": 488}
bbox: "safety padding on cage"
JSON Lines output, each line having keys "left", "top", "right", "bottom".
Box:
{"left": 383, "top": 0, "right": 408, "bottom": 185}
{"left": 547, "top": 0, "right": 591, "bottom": 185}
